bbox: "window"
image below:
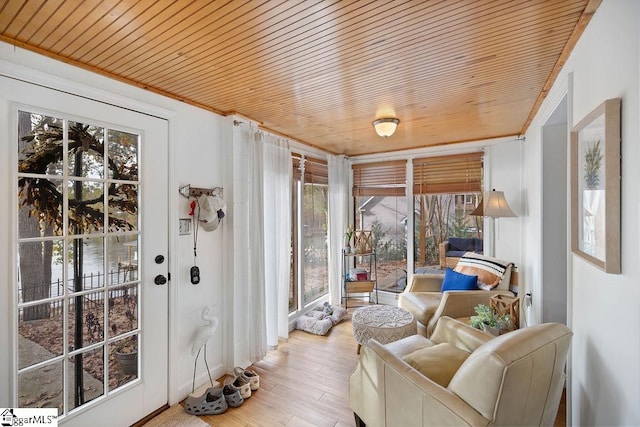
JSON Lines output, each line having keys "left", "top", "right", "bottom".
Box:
{"left": 291, "top": 155, "right": 329, "bottom": 312}
{"left": 413, "top": 152, "right": 484, "bottom": 271}
{"left": 352, "top": 160, "right": 407, "bottom": 293}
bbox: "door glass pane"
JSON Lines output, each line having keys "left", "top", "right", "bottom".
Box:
{"left": 68, "top": 348, "right": 105, "bottom": 410}
{"left": 18, "top": 361, "right": 63, "bottom": 415}
{"left": 108, "top": 284, "right": 139, "bottom": 338}
{"left": 69, "top": 237, "right": 105, "bottom": 291}
{"left": 108, "top": 236, "right": 138, "bottom": 285}
{"left": 67, "top": 290, "right": 105, "bottom": 351}
{"left": 109, "top": 183, "right": 138, "bottom": 232}
{"left": 109, "top": 335, "right": 138, "bottom": 391}
{"left": 68, "top": 122, "right": 105, "bottom": 179}
{"left": 18, "top": 240, "right": 58, "bottom": 305}
{"left": 18, "top": 178, "right": 64, "bottom": 237}
{"left": 68, "top": 180, "right": 105, "bottom": 235}
{"left": 302, "top": 182, "right": 328, "bottom": 305}
{"left": 108, "top": 129, "right": 138, "bottom": 181}
{"left": 18, "top": 111, "right": 63, "bottom": 175}
{"left": 18, "top": 304, "right": 63, "bottom": 369}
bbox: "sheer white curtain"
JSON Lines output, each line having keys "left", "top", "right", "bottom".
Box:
{"left": 232, "top": 120, "right": 267, "bottom": 363}
{"left": 327, "top": 155, "right": 350, "bottom": 306}
{"left": 261, "top": 132, "right": 291, "bottom": 347}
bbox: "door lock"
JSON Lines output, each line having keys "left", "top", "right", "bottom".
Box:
{"left": 154, "top": 274, "right": 167, "bottom": 285}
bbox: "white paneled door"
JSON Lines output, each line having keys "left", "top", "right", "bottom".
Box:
{"left": 0, "top": 76, "right": 169, "bottom": 426}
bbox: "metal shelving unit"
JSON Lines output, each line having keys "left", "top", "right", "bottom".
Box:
{"left": 342, "top": 250, "right": 378, "bottom": 309}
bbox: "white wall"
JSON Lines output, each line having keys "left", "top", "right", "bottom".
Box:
{"left": 523, "top": 1, "right": 640, "bottom": 424}
{"left": 0, "top": 42, "right": 231, "bottom": 404}
{"left": 486, "top": 140, "right": 523, "bottom": 267}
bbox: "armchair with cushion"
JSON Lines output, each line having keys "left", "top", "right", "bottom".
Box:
{"left": 349, "top": 316, "right": 572, "bottom": 427}
{"left": 399, "top": 252, "right": 516, "bottom": 337}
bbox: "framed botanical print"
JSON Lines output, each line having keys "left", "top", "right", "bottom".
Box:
{"left": 570, "top": 98, "right": 621, "bottom": 273}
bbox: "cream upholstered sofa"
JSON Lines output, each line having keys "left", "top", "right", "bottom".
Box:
{"left": 399, "top": 252, "right": 516, "bottom": 337}
{"left": 349, "top": 317, "right": 572, "bottom": 427}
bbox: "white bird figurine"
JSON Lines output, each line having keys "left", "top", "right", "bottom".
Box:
{"left": 192, "top": 305, "right": 218, "bottom": 356}
{"left": 191, "top": 305, "right": 218, "bottom": 392}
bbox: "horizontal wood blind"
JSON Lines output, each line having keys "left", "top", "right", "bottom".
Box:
{"left": 352, "top": 160, "right": 407, "bottom": 197}
{"left": 413, "top": 152, "right": 483, "bottom": 195}
{"left": 292, "top": 154, "right": 328, "bottom": 185}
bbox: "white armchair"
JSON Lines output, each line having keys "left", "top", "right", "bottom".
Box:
{"left": 399, "top": 253, "right": 517, "bottom": 337}
{"left": 349, "top": 317, "right": 572, "bottom": 427}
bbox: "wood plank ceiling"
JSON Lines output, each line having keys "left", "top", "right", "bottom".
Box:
{"left": 0, "top": 0, "right": 598, "bottom": 156}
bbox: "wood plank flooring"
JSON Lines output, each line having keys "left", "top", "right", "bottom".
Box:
{"left": 148, "top": 306, "right": 567, "bottom": 426}
{"left": 198, "top": 311, "right": 360, "bottom": 426}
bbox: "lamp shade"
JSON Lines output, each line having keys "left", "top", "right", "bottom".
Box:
{"left": 372, "top": 118, "right": 399, "bottom": 137}
{"left": 470, "top": 198, "right": 483, "bottom": 216}
{"left": 482, "top": 189, "right": 517, "bottom": 218}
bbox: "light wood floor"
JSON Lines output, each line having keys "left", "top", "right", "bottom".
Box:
{"left": 149, "top": 306, "right": 567, "bottom": 426}
{"left": 197, "top": 310, "right": 360, "bottom": 427}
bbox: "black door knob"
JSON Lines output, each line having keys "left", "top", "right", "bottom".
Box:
{"left": 154, "top": 274, "right": 167, "bottom": 285}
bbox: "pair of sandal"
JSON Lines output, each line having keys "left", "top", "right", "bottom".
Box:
{"left": 184, "top": 367, "right": 260, "bottom": 416}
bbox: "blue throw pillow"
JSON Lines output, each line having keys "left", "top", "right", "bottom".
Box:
{"left": 441, "top": 268, "right": 478, "bottom": 291}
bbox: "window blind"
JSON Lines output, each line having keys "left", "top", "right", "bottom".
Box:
{"left": 352, "top": 160, "right": 407, "bottom": 197}
{"left": 292, "top": 153, "right": 328, "bottom": 185}
{"left": 413, "top": 152, "right": 483, "bottom": 195}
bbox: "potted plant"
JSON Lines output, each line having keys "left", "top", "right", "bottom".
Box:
{"left": 114, "top": 335, "right": 138, "bottom": 376}
{"left": 344, "top": 224, "right": 354, "bottom": 253}
{"left": 469, "top": 304, "right": 511, "bottom": 336}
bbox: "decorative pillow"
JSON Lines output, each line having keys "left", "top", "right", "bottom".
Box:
{"left": 441, "top": 268, "right": 478, "bottom": 291}
{"left": 454, "top": 252, "right": 512, "bottom": 289}
{"left": 403, "top": 343, "right": 470, "bottom": 387}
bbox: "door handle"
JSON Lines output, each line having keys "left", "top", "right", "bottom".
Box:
{"left": 154, "top": 274, "right": 167, "bottom": 285}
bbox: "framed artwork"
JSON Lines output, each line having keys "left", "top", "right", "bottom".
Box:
{"left": 570, "top": 98, "right": 621, "bottom": 273}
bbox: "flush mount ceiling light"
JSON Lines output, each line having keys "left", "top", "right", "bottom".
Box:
{"left": 372, "top": 117, "right": 400, "bottom": 138}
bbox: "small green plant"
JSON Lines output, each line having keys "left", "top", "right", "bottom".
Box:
{"left": 469, "top": 304, "right": 511, "bottom": 331}
{"left": 344, "top": 224, "right": 354, "bottom": 246}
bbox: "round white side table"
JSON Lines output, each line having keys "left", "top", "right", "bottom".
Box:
{"left": 352, "top": 305, "right": 417, "bottom": 353}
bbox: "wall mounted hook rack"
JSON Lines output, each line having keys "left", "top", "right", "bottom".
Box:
{"left": 179, "top": 184, "right": 223, "bottom": 199}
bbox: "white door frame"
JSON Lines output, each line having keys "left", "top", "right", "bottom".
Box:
{"left": 0, "top": 59, "right": 180, "bottom": 417}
